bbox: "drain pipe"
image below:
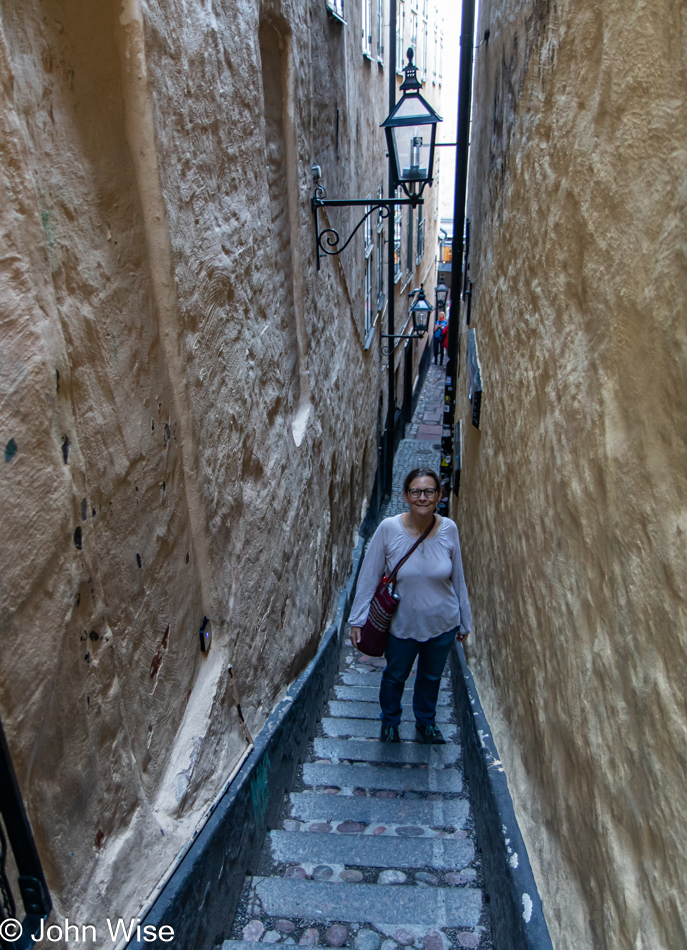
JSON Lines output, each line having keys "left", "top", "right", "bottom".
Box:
{"left": 384, "top": 0, "right": 397, "bottom": 498}
{"left": 438, "top": 0, "right": 476, "bottom": 513}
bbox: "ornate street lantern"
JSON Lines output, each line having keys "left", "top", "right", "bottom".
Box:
{"left": 381, "top": 49, "right": 442, "bottom": 201}
{"left": 408, "top": 285, "right": 433, "bottom": 336}
{"left": 434, "top": 273, "right": 449, "bottom": 313}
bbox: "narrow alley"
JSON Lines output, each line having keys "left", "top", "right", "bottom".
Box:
{"left": 223, "top": 365, "right": 492, "bottom": 950}
{"left": 1, "top": 1, "right": 683, "bottom": 948}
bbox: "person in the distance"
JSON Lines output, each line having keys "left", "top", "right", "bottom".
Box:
{"left": 433, "top": 312, "right": 448, "bottom": 365}
{"left": 348, "top": 468, "right": 472, "bottom": 744}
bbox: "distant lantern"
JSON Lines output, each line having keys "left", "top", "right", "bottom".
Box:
{"left": 434, "top": 273, "right": 449, "bottom": 312}
{"left": 382, "top": 49, "right": 442, "bottom": 201}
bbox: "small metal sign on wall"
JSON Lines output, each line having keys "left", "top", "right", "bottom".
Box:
{"left": 453, "top": 419, "right": 463, "bottom": 496}
{"left": 466, "top": 328, "right": 483, "bottom": 428}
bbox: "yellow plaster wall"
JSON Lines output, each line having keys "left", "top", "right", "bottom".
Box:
{"left": 454, "top": 0, "right": 687, "bottom": 947}
{"left": 0, "top": 0, "right": 389, "bottom": 931}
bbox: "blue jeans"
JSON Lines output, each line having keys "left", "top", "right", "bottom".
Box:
{"left": 379, "top": 628, "right": 457, "bottom": 726}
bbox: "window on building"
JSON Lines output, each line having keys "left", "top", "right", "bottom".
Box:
{"left": 433, "top": 10, "right": 438, "bottom": 83}
{"left": 396, "top": 0, "right": 405, "bottom": 73}
{"left": 362, "top": 0, "right": 372, "bottom": 55}
{"left": 406, "top": 204, "right": 414, "bottom": 274}
{"left": 376, "top": 182, "right": 385, "bottom": 308}
{"left": 394, "top": 187, "right": 403, "bottom": 282}
{"left": 364, "top": 255, "right": 373, "bottom": 335}
{"left": 434, "top": 151, "right": 440, "bottom": 220}
{"left": 326, "top": 0, "right": 345, "bottom": 21}
{"left": 416, "top": 201, "right": 425, "bottom": 265}
{"left": 421, "top": 20, "right": 428, "bottom": 80}
{"left": 410, "top": 10, "right": 418, "bottom": 62}
{"left": 439, "top": 26, "right": 443, "bottom": 84}
{"left": 364, "top": 196, "right": 374, "bottom": 334}
{"left": 377, "top": 0, "right": 384, "bottom": 61}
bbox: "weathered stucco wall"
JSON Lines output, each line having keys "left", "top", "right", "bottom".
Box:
{"left": 454, "top": 0, "right": 687, "bottom": 948}
{"left": 0, "top": 0, "right": 391, "bottom": 931}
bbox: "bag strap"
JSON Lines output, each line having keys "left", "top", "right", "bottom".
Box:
{"left": 386, "top": 516, "right": 436, "bottom": 583}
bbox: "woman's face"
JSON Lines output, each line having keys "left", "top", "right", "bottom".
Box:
{"left": 404, "top": 475, "right": 439, "bottom": 516}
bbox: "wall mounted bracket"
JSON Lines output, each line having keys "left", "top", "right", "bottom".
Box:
{"left": 312, "top": 184, "right": 421, "bottom": 270}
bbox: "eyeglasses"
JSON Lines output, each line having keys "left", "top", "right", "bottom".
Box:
{"left": 407, "top": 488, "right": 438, "bottom": 498}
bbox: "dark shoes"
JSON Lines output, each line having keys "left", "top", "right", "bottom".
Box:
{"left": 380, "top": 723, "right": 446, "bottom": 743}
{"left": 415, "top": 723, "right": 446, "bottom": 744}
{"left": 380, "top": 724, "right": 401, "bottom": 743}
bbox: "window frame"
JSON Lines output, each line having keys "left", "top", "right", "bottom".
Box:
{"left": 326, "top": 0, "right": 345, "bottom": 23}
{"left": 420, "top": 18, "right": 428, "bottom": 80}
{"left": 433, "top": 16, "right": 438, "bottom": 83}
{"left": 376, "top": 182, "right": 385, "bottom": 310}
{"left": 376, "top": 0, "right": 384, "bottom": 62}
{"left": 406, "top": 203, "right": 414, "bottom": 275}
{"left": 416, "top": 200, "right": 425, "bottom": 265}
{"left": 394, "top": 186, "right": 403, "bottom": 282}
{"left": 410, "top": 9, "right": 418, "bottom": 62}
{"left": 362, "top": 0, "right": 372, "bottom": 56}
{"left": 396, "top": 0, "right": 406, "bottom": 74}
{"left": 439, "top": 26, "right": 443, "bottom": 84}
{"left": 364, "top": 196, "right": 374, "bottom": 335}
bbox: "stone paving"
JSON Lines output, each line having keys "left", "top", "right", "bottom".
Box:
{"left": 405, "top": 362, "right": 446, "bottom": 445}
{"left": 223, "top": 368, "right": 492, "bottom": 950}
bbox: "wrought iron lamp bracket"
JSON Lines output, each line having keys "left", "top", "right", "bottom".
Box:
{"left": 312, "top": 186, "right": 422, "bottom": 270}
{"left": 380, "top": 330, "right": 423, "bottom": 357}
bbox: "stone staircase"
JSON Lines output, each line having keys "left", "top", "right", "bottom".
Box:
{"left": 222, "top": 640, "right": 490, "bottom": 950}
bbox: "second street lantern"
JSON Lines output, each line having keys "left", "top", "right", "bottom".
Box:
{"left": 408, "top": 285, "right": 434, "bottom": 335}
{"left": 382, "top": 49, "right": 442, "bottom": 203}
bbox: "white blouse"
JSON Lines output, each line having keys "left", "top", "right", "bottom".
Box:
{"left": 348, "top": 514, "right": 472, "bottom": 641}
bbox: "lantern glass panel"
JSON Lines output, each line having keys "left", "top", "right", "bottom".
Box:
{"left": 389, "top": 100, "right": 436, "bottom": 184}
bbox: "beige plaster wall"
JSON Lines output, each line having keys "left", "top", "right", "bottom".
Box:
{"left": 454, "top": 0, "right": 687, "bottom": 947}
{"left": 0, "top": 0, "right": 390, "bottom": 931}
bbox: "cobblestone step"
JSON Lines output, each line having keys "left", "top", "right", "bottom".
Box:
{"left": 221, "top": 943, "right": 267, "bottom": 950}
{"left": 320, "top": 718, "right": 458, "bottom": 741}
{"left": 254, "top": 878, "right": 482, "bottom": 929}
{"left": 302, "top": 763, "right": 462, "bottom": 794}
{"left": 339, "top": 672, "right": 450, "bottom": 688}
{"left": 326, "top": 701, "right": 454, "bottom": 723}
{"left": 288, "top": 793, "right": 469, "bottom": 827}
{"left": 334, "top": 686, "right": 452, "bottom": 705}
{"left": 313, "top": 738, "right": 460, "bottom": 767}
{"left": 269, "top": 830, "right": 474, "bottom": 870}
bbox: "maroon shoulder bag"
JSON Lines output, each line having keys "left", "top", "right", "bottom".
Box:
{"left": 356, "top": 517, "right": 436, "bottom": 657}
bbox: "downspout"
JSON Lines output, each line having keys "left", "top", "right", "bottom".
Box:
{"left": 384, "top": 0, "right": 397, "bottom": 498}
{"left": 437, "top": 0, "right": 476, "bottom": 514}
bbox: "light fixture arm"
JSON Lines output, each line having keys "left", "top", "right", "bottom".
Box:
{"left": 312, "top": 184, "right": 422, "bottom": 270}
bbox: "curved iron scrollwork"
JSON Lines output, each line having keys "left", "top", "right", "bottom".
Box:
{"left": 317, "top": 204, "right": 391, "bottom": 261}
{"left": 312, "top": 191, "right": 420, "bottom": 270}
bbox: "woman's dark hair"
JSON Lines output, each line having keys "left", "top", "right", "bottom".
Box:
{"left": 403, "top": 468, "right": 441, "bottom": 493}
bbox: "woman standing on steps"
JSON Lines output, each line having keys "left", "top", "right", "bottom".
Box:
{"left": 348, "top": 468, "right": 472, "bottom": 744}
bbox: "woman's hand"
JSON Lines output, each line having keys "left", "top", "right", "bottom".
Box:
{"left": 456, "top": 630, "right": 470, "bottom": 644}
{"left": 350, "top": 626, "right": 362, "bottom": 649}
